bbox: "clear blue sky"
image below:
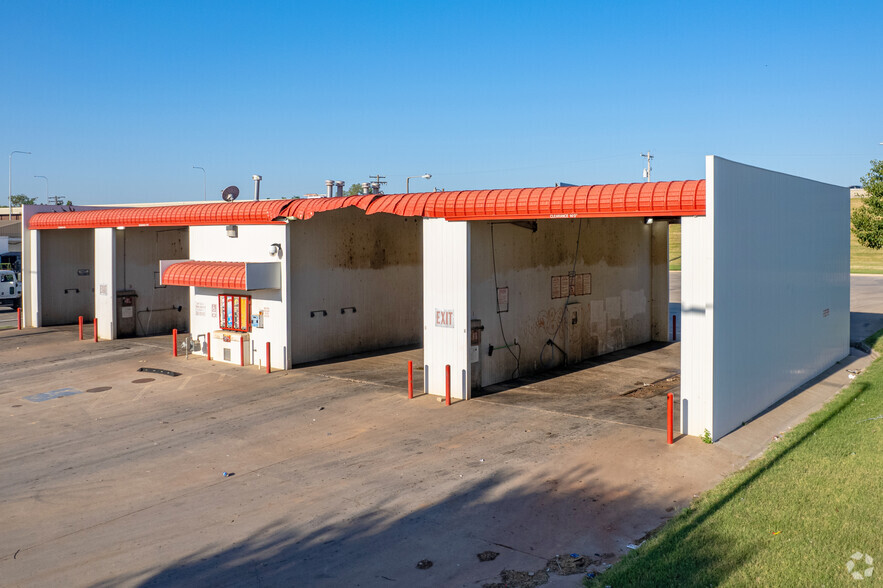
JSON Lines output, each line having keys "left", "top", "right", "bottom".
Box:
{"left": 3, "top": 1, "right": 881, "bottom": 204}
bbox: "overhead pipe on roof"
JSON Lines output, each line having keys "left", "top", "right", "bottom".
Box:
{"left": 361, "top": 182, "right": 371, "bottom": 195}
{"left": 325, "top": 180, "right": 334, "bottom": 199}
{"left": 252, "top": 175, "right": 262, "bottom": 201}
{"left": 335, "top": 180, "right": 345, "bottom": 198}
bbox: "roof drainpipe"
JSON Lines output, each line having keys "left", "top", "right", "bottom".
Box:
{"left": 335, "top": 180, "right": 345, "bottom": 198}
{"left": 325, "top": 180, "right": 334, "bottom": 199}
{"left": 252, "top": 175, "right": 262, "bottom": 201}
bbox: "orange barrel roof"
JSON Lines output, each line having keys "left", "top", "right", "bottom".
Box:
{"left": 365, "top": 180, "right": 705, "bottom": 220}
{"left": 161, "top": 261, "right": 247, "bottom": 290}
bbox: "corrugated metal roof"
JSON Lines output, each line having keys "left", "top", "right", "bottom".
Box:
{"left": 161, "top": 261, "right": 247, "bottom": 290}
{"left": 29, "top": 200, "right": 293, "bottom": 230}
{"left": 365, "top": 180, "right": 706, "bottom": 220}
{"left": 287, "top": 194, "right": 375, "bottom": 220}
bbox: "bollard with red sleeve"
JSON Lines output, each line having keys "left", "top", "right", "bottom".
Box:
{"left": 266, "top": 341, "right": 271, "bottom": 374}
{"left": 78, "top": 315, "right": 84, "bottom": 340}
{"left": 445, "top": 364, "right": 451, "bottom": 406}
{"left": 172, "top": 328, "right": 178, "bottom": 357}
{"left": 206, "top": 333, "right": 211, "bottom": 360}
{"left": 17, "top": 307, "right": 22, "bottom": 330}
{"left": 667, "top": 392, "right": 674, "bottom": 445}
{"left": 93, "top": 318, "right": 98, "bottom": 342}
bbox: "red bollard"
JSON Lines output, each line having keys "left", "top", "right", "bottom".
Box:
{"left": 206, "top": 333, "right": 211, "bottom": 360}
{"left": 408, "top": 360, "right": 414, "bottom": 399}
{"left": 667, "top": 392, "right": 674, "bottom": 445}
{"left": 672, "top": 315, "right": 677, "bottom": 341}
{"left": 445, "top": 364, "right": 451, "bottom": 406}
{"left": 266, "top": 341, "right": 271, "bottom": 374}
{"left": 17, "top": 307, "right": 22, "bottom": 330}
{"left": 93, "top": 318, "right": 98, "bottom": 342}
{"left": 78, "top": 315, "right": 84, "bottom": 340}
{"left": 172, "top": 328, "right": 178, "bottom": 357}
{"left": 240, "top": 338, "right": 245, "bottom": 367}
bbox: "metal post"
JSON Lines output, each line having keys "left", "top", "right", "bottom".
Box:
{"left": 206, "top": 333, "right": 211, "bottom": 360}
{"left": 17, "top": 307, "right": 22, "bottom": 330}
{"left": 445, "top": 364, "right": 451, "bottom": 406}
{"left": 672, "top": 315, "right": 677, "bottom": 341}
{"left": 173, "top": 328, "right": 178, "bottom": 357}
{"left": 408, "top": 360, "right": 413, "bottom": 399}
{"left": 667, "top": 393, "right": 674, "bottom": 445}
{"left": 78, "top": 316, "right": 83, "bottom": 340}
{"left": 93, "top": 318, "right": 98, "bottom": 342}
{"left": 266, "top": 341, "right": 271, "bottom": 374}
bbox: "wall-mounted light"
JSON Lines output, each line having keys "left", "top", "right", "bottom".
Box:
{"left": 116, "top": 226, "right": 126, "bottom": 231}
{"left": 644, "top": 217, "right": 654, "bottom": 225}
{"left": 269, "top": 243, "right": 282, "bottom": 256}
{"left": 226, "top": 225, "right": 238, "bottom": 238}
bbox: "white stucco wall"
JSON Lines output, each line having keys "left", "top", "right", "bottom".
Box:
{"left": 288, "top": 209, "right": 423, "bottom": 365}
{"left": 187, "top": 224, "right": 289, "bottom": 369}
{"left": 681, "top": 156, "right": 849, "bottom": 440}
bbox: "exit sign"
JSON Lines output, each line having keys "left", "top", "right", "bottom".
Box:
{"left": 435, "top": 308, "right": 454, "bottom": 328}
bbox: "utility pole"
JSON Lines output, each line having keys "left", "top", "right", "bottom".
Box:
{"left": 369, "top": 174, "right": 387, "bottom": 192}
{"left": 641, "top": 151, "right": 654, "bottom": 182}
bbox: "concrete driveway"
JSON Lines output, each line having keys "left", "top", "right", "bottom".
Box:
{"left": 1, "top": 274, "right": 881, "bottom": 587}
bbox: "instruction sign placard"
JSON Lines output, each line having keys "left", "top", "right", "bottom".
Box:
{"left": 551, "top": 273, "right": 591, "bottom": 299}
{"left": 435, "top": 308, "right": 454, "bottom": 328}
{"left": 496, "top": 287, "right": 509, "bottom": 313}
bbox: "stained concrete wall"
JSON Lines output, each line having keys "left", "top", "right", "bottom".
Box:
{"left": 188, "top": 224, "right": 289, "bottom": 369}
{"left": 469, "top": 217, "right": 661, "bottom": 389}
{"left": 289, "top": 208, "right": 423, "bottom": 365}
{"left": 39, "top": 229, "right": 94, "bottom": 326}
{"left": 114, "top": 227, "right": 188, "bottom": 337}
{"left": 681, "top": 156, "right": 849, "bottom": 440}
{"left": 423, "top": 216, "right": 667, "bottom": 399}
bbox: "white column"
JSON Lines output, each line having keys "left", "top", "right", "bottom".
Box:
{"left": 94, "top": 228, "right": 117, "bottom": 339}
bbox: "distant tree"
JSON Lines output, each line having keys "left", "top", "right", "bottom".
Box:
{"left": 65, "top": 200, "right": 73, "bottom": 206}
{"left": 851, "top": 160, "right": 883, "bottom": 249}
{"left": 345, "top": 183, "right": 363, "bottom": 197}
{"left": 10, "top": 194, "right": 37, "bottom": 205}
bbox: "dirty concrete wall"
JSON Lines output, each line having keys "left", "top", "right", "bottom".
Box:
{"left": 188, "top": 224, "right": 289, "bottom": 369}
{"left": 468, "top": 217, "right": 654, "bottom": 389}
{"left": 39, "top": 228, "right": 95, "bottom": 325}
{"left": 114, "top": 227, "right": 188, "bottom": 337}
{"left": 682, "top": 156, "right": 850, "bottom": 440}
{"left": 289, "top": 208, "right": 422, "bottom": 365}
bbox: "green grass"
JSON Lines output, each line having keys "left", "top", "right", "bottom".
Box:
{"left": 863, "top": 326, "right": 883, "bottom": 355}
{"left": 668, "top": 201, "right": 883, "bottom": 273}
{"left": 586, "top": 358, "right": 883, "bottom": 587}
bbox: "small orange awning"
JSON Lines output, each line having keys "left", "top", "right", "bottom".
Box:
{"left": 162, "top": 261, "right": 247, "bottom": 290}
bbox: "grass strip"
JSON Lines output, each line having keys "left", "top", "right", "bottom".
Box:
{"left": 587, "top": 357, "right": 883, "bottom": 587}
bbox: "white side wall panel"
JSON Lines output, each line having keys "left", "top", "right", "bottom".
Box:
{"left": 423, "top": 219, "right": 470, "bottom": 399}
{"left": 682, "top": 156, "right": 849, "bottom": 440}
{"left": 94, "top": 228, "right": 116, "bottom": 339}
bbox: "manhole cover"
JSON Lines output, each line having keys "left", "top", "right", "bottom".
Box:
{"left": 86, "top": 386, "right": 112, "bottom": 393}
{"left": 132, "top": 378, "right": 155, "bottom": 384}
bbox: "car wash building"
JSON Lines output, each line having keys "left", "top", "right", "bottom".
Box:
{"left": 21, "top": 156, "right": 849, "bottom": 441}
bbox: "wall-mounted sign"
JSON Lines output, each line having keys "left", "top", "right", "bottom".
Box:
{"left": 77, "top": 268, "right": 90, "bottom": 276}
{"left": 551, "top": 273, "right": 591, "bottom": 299}
{"left": 435, "top": 308, "right": 454, "bottom": 328}
{"left": 219, "top": 294, "right": 251, "bottom": 332}
{"left": 496, "top": 287, "right": 509, "bottom": 313}
{"left": 195, "top": 302, "right": 206, "bottom": 317}
{"left": 211, "top": 303, "right": 218, "bottom": 318}
{"left": 99, "top": 284, "right": 108, "bottom": 296}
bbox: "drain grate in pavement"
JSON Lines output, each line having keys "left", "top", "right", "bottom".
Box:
{"left": 132, "top": 378, "right": 155, "bottom": 384}
{"left": 137, "top": 367, "right": 181, "bottom": 377}
{"left": 622, "top": 374, "right": 680, "bottom": 398}
{"left": 86, "top": 386, "right": 112, "bottom": 393}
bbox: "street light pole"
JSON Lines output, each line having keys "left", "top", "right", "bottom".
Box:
{"left": 193, "top": 166, "right": 206, "bottom": 201}
{"left": 9, "top": 150, "right": 31, "bottom": 220}
{"left": 406, "top": 173, "right": 432, "bottom": 193}
{"left": 34, "top": 175, "right": 49, "bottom": 203}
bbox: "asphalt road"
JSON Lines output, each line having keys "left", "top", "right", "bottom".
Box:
{"left": 0, "top": 307, "right": 19, "bottom": 329}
